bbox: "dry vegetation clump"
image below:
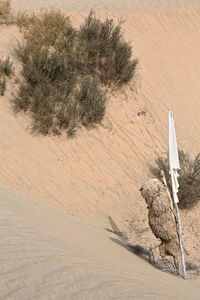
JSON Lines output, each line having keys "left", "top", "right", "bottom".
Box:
{"left": 0, "top": 56, "right": 13, "bottom": 95}
{"left": 13, "top": 10, "right": 137, "bottom": 136}
{"left": 151, "top": 150, "right": 200, "bottom": 209}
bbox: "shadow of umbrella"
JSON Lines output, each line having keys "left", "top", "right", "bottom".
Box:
{"left": 105, "top": 216, "right": 128, "bottom": 243}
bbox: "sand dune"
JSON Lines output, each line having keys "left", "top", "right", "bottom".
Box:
{"left": 1, "top": 188, "right": 200, "bottom": 299}
{"left": 11, "top": 0, "right": 200, "bottom": 12}
{"left": 1, "top": 1, "right": 200, "bottom": 298}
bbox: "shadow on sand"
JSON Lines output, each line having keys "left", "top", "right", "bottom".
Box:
{"left": 106, "top": 216, "right": 152, "bottom": 262}
{"left": 106, "top": 216, "right": 178, "bottom": 276}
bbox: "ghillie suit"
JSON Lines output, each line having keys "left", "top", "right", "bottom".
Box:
{"left": 140, "top": 179, "right": 180, "bottom": 271}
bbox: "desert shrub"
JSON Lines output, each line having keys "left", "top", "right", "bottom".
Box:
{"left": 0, "top": 57, "right": 13, "bottom": 77}
{"left": 13, "top": 10, "right": 137, "bottom": 136}
{"left": 151, "top": 150, "right": 200, "bottom": 209}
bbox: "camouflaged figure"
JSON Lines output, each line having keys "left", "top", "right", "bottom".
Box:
{"left": 140, "top": 178, "right": 180, "bottom": 270}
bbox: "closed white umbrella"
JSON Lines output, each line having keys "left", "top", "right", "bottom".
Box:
{"left": 168, "top": 111, "right": 180, "bottom": 203}
{"left": 168, "top": 111, "right": 187, "bottom": 279}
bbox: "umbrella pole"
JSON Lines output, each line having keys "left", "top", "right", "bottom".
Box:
{"left": 173, "top": 196, "right": 187, "bottom": 279}
{"left": 160, "top": 170, "right": 187, "bottom": 279}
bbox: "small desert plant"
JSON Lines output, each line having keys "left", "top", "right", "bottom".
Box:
{"left": 13, "top": 10, "right": 137, "bottom": 137}
{"left": 151, "top": 149, "right": 200, "bottom": 209}
{"left": 0, "top": 57, "right": 13, "bottom": 77}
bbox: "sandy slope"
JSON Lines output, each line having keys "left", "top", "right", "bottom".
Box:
{"left": 1, "top": 188, "right": 200, "bottom": 299}
{"left": 11, "top": 0, "right": 200, "bottom": 12}
{"left": 1, "top": 1, "right": 200, "bottom": 298}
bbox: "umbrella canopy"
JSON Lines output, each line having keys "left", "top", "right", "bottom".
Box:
{"left": 168, "top": 111, "right": 180, "bottom": 203}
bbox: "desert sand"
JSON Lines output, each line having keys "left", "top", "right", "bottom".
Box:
{"left": 11, "top": 0, "right": 200, "bottom": 12}
{"left": 1, "top": 0, "right": 200, "bottom": 298}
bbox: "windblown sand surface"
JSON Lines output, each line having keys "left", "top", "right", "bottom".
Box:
{"left": 1, "top": 188, "right": 200, "bottom": 299}
{"left": 1, "top": 1, "right": 200, "bottom": 298}
{"left": 11, "top": 0, "right": 200, "bottom": 12}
